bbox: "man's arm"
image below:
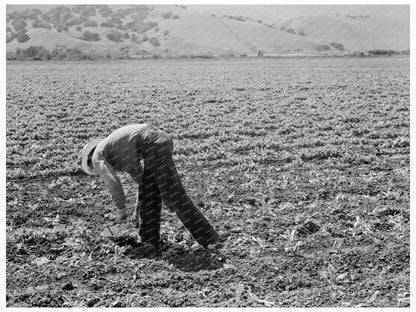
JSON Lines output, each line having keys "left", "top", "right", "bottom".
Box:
{"left": 92, "top": 152, "right": 128, "bottom": 222}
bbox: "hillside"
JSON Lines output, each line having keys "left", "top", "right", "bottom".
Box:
{"left": 6, "top": 4, "right": 410, "bottom": 58}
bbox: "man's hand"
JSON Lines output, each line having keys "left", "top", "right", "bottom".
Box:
{"left": 116, "top": 208, "right": 129, "bottom": 224}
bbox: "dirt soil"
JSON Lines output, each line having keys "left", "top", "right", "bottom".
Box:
{"left": 6, "top": 57, "right": 410, "bottom": 307}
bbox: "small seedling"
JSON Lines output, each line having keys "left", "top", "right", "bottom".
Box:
{"left": 281, "top": 228, "right": 304, "bottom": 255}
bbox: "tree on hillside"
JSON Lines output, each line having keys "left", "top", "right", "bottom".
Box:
{"left": 16, "top": 32, "right": 30, "bottom": 43}
{"left": 80, "top": 6, "right": 97, "bottom": 18}
{"left": 11, "top": 19, "right": 27, "bottom": 32}
{"left": 100, "top": 21, "right": 117, "bottom": 28}
{"left": 10, "top": 46, "right": 50, "bottom": 60}
{"left": 107, "top": 31, "right": 123, "bottom": 42}
{"left": 149, "top": 37, "right": 160, "bottom": 47}
{"left": 55, "top": 24, "right": 69, "bottom": 32}
{"left": 65, "top": 47, "right": 84, "bottom": 59}
{"left": 316, "top": 44, "right": 330, "bottom": 51}
{"left": 80, "top": 31, "right": 100, "bottom": 41}
{"left": 162, "top": 12, "right": 173, "bottom": 19}
{"left": 41, "top": 13, "right": 51, "bottom": 22}
{"left": 99, "top": 6, "right": 113, "bottom": 18}
{"left": 32, "top": 19, "right": 52, "bottom": 29}
{"left": 130, "top": 21, "right": 158, "bottom": 33}
{"left": 22, "top": 9, "right": 41, "bottom": 20}
{"left": 66, "top": 17, "right": 83, "bottom": 27}
{"left": 61, "top": 12, "right": 73, "bottom": 23}
{"left": 49, "top": 6, "right": 71, "bottom": 16}
{"left": 330, "top": 42, "right": 345, "bottom": 51}
{"left": 83, "top": 20, "right": 98, "bottom": 27}
{"left": 23, "top": 46, "right": 50, "bottom": 59}
{"left": 71, "top": 6, "right": 84, "bottom": 14}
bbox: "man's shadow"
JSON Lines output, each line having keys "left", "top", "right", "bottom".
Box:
{"left": 114, "top": 236, "right": 225, "bottom": 272}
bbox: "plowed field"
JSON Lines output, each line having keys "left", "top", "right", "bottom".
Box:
{"left": 6, "top": 57, "right": 410, "bottom": 307}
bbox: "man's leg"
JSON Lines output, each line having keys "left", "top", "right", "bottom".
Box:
{"left": 135, "top": 165, "right": 162, "bottom": 246}
{"left": 147, "top": 145, "right": 219, "bottom": 248}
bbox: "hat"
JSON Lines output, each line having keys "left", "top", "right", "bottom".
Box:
{"left": 81, "top": 138, "right": 103, "bottom": 175}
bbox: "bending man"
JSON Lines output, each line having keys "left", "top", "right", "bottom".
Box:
{"left": 81, "top": 124, "right": 219, "bottom": 248}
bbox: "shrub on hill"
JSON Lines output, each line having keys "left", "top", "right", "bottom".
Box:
{"left": 16, "top": 32, "right": 30, "bottom": 43}
{"left": 55, "top": 24, "right": 69, "bottom": 32}
{"left": 110, "top": 17, "right": 123, "bottom": 28}
{"left": 146, "top": 21, "right": 158, "bottom": 29}
{"left": 107, "top": 31, "right": 123, "bottom": 42}
{"left": 49, "top": 6, "right": 71, "bottom": 16}
{"left": 7, "top": 9, "right": 41, "bottom": 20}
{"left": 225, "top": 15, "right": 245, "bottom": 21}
{"left": 32, "top": 19, "right": 52, "bottom": 29}
{"left": 346, "top": 14, "right": 370, "bottom": 20}
{"left": 100, "top": 21, "right": 117, "bottom": 28}
{"left": 162, "top": 12, "right": 173, "bottom": 19}
{"left": 26, "top": 9, "right": 42, "bottom": 19}
{"left": 79, "top": 6, "right": 97, "bottom": 18}
{"left": 7, "top": 45, "right": 97, "bottom": 60}
{"left": 65, "top": 17, "right": 83, "bottom": 27}
{"left": 80, "top": 31, "right": 100, "bottom": 41}
{"left": 149, "top": 37, "right": 160, "bottom": 47}
{"left": 101, "top": 18, "right": 123, "bottom": 29}
{"left": 50, "top": 45, "right": 91, "bottom": 59}
{"left": 263, "top": 23, "right": 276, "bottom": 29}
{"left": 130, "top": 21, "right": 158, "bottom": 33}
{"left": 368, "top": 49, "right": 397, "bottom": 56}
{"left": 83, "top": 20, "right": 98, "bottom": 27}
{"left": 286, "top": 28, "right": 296, "bottom": 34}
{"left": 41, "top": 13, "right": 51, "bottom": 22}
{"left": 99, "top": 6, "right": 113, "bottom": 18}
{"left": 299, "top": 31, "right": 306, "bottom": 36}
{"left": 12, "top": 19, "right": 27, "bottom": 32}
{"left": 172, "top": 15, "right": 179, "bottom": 20}
{"left": 316, "top": 44, "right": 330, "bottom": 51}
{"left": 76, "top": 26, "right": 82, "bottom": 32}
{"left": 23, "top": 46, "right": 50, "bottom": 59}
{"left": 163, "top": 30, "right": 169, "bottom": 36}
{"left": 71, "top": 6, "right": 84, "bottom": 14}
{"left": 330, "top": 42, "right": 345, "bottom": 51}
{"left": 129, "top": 11, "right": 149, "bottom": 23}
{"left": 10, "top": 46, "right": 50, "bottom": 60}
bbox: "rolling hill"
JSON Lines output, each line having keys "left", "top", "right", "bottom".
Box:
{"left": 6, "top": 4, "right": 410, "bottom": 58}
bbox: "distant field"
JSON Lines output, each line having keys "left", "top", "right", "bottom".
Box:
{"left": 6, "top": 57, "right": 410, "bottom": 307}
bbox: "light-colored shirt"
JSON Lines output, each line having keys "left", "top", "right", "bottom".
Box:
{"left": 92, "top": 124, "right": 149, "bottom": 210}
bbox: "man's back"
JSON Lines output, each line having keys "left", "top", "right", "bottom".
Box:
{"left": 94, "top": 124, "right": 148, "bottom": 172}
